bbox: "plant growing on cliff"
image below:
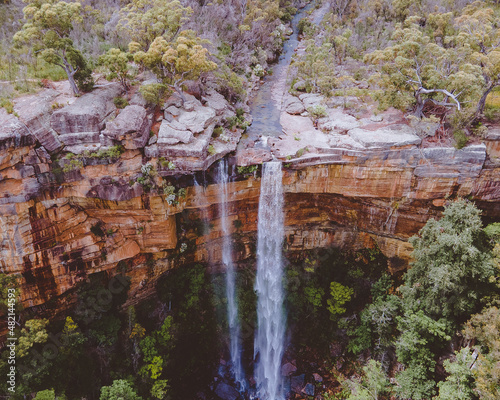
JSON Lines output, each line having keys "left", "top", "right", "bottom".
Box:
{"left": 365, "top": 17, "right": 483, "bottom": 118}
{"left": 401, "top": 199, "right": 495, "bottom": 322}
{"left": 99, "top": 48, "right": 134, "bottom": 91}
{"left": 13, "top": 0, "right": 94, "bottom": 96}
{"left": 130, "top": 30, "right": 217, "bottom": 102}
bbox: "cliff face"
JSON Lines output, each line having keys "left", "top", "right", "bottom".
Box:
{"left": 0, "top": 85, "right": 499, "bottom": 319}
{"left": 1, "top": 140, "right": 499, "bottom": 312}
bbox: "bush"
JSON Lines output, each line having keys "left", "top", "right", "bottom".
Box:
{"left": 139, "top": 83, "right": 169, "bottom": 105}
{"left": 113, "top": 96, "right": 128, "bottom": 109}
{"left": 307, "top": 104, "right": 327, "bottom": 119}
{"left": 453, "top": 130, "right": 468, "bottom": 149}
{"left": 0, "top": 98, "right": 14, "bottom": 114}
{"left": 297, "top": 18, "right": 313, "bottom": 35}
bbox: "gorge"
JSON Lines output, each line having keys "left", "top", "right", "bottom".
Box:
{"left": 1, "top": 0, "right": 500, "bottom": 398}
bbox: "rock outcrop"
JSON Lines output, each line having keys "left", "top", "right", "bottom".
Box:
{"left": 0, "top": 84, "right": 499, "bottom": 337}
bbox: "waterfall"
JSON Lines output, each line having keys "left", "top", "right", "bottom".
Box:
{"left": 254, "top": 161, "right": 286, "bottom": 400}
{"left": 217, "top": 159, "right": 246, "bottom": 391}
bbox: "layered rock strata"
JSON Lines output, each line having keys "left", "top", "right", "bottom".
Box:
{"left": 0, "top": 85, "right": 499, "bottom": 329}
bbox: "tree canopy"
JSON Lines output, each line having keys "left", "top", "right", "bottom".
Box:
{"left": 13, "top": 0, "right": 93, "bottom": 95}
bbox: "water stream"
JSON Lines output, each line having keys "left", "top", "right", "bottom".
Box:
{"left": 254, "top": 162, "right": 286, "bottom": 400}
{"left": 217, "top": 159, "right": 247, "bottom": 391}
{"left": 240, "top": 1, "right": 316, "bottom": 150}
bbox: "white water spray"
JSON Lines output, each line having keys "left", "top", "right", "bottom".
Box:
{"left": 218, "top": 159, "right": 246, "bottom": 391}
{"left": 254, "top": 161, "right": 286, "bottom": 400}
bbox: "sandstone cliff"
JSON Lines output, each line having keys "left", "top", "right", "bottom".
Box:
{"left": 0, "top": 84, "right": 499, "bottom": 325}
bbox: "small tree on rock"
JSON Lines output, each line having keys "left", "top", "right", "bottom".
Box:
{"left": 13, "top": 0, "right": 93, "bottom": 95}
{"left": 130, "top": 30, "right": 217, "bottom": 102}
{"left": 365, "top": 18, "right": 483, "bottom": 118}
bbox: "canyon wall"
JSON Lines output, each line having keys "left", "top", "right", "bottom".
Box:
{"left": 1, "top": 86, "right": 499, "bottom": 325}
{"left": 1, "top": 137, "right": 499, "bottom": 314}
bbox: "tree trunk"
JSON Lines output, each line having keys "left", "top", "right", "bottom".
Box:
{"left": 475, "top": 82, "right": 495, "bottom": 119}
{"left": 173, "top": 83, "right": 186, "bottom": 105}
{"left": 62, "top": 58, "right": 80, "bottom": 96}
{"left": 414, "top": 91, "right": 425, "bottom": 119}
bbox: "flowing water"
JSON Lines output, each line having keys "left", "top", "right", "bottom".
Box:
{"left": 254, "top": 162, "right": 286, "bottom": 400}
{"left": 240, "top": 2, "right": 316, "bottom": 150}
{"left": 217, "top": 159, "right": 247, "bottom": 391}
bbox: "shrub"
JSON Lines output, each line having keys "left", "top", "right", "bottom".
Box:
{"left": 139, "top": 83, "right": 169, "bottom": 105}
{"left": 453, "top": 130, "right": 468, "bottom": 149}
{"left": 113, "top": 96, "right": 128, "bottom": 109}
{"left": 0, "top": 98, "right": 14, "bottom": 114}
{"left": 307, "top": 104, "right": 327, "bottom": 119}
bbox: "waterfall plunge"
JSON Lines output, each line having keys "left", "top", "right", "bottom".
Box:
{"left": 217, "top": 160, "right": 246, "bottom": 391}
{"left": 254, "top": 162, "right": 286, "bottom": 400}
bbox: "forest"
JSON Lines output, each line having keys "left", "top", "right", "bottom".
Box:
{"left": 0, "top": 0, "right": 499, "bottom": 399}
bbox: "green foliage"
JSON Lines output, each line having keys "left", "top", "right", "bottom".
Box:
{"left": 236, "top": 165, "right": 258, "bottom": 175}
{"left": 401, "top": 199, "right": 495, "bottom": 322}
{"left": 34, "top": 389, "right": 56, "bottom": 400}
{"left": 113, "top": 96, "right": 129, "bottom": 109}
{"left": 343, "top": 360, "right": 392, "bottom": 399}
{"left": 0, "top": 98, "right": 14, "bottom": 114}
{"left": 327, "top": 281, "right": 354, "bottom": 319}
{"left": 307, "top": 104, "right": 327, "bottom": 119}
{"left": 464, "top": 305, "right": 500, "bottom": 400}
{"left": 99, "top": 48, "right": 133, "bottom": 90}
{"left": 139, "top": 83, "right": 169, "bottom": 105}
{"left": 214, "top": 63, "right": 246, "bottom": 103}
{"left": 435, "top": 348, "right": 476, "bottom": 400}
{"left": 131, "top": 30, "right": 217, "bottom": 96}
{"left": 0, "top": 273, "right": 19, "bottom": 314}
{"left": 62, "top": 156, "right": 83, "bottom": 173}
{"left": 297, "top": 18, "right": 313, "bottom": 36}
{"left": 18, "top": 319, "right": 49, "bottom": 358}
{"left": 119, "top": 0, "right": 192, "bottom": 50}
{"left": 365, "top": 17, "right": 483, "bottom": 117}
{"left": 207, "top": 144, "right": 216, "bottom": 156}
{"left": 158, "top": 157, "right": 175, "bottom": 170}
{"left": 453, "top": 129, "right": 469, "bottom": 149}
{"left": 100, "top": 380, "right": 142, "bottom": 400}
{"left": 395, "top": 310, "right": 452, "bottom": 399}
{"left": 293, "top": 39, "right": 337, "bottom": 95}
{"left": 13, "top": 0, "right": 94, "bottom": 95}
{"left": 484, "top": 222, "right": 500, "bottom": 242}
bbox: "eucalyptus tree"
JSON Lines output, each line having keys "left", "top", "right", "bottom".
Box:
{"left": 130, "top": 30, "right": 217, "bottom": 102}
{"left": 13, "top": 0, "right": 93, "bottom": 95}
{"left": 455, "top": 1, "right": 500, "bottom": 119}
{"left": 365, "top": 17, "right": 483, "bottom": 117}
{"left": 118, "top": 0, "right": 192, "bottom": 51}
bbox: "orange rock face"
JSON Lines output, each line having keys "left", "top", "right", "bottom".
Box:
{"left": 0, "top": 139, "right": 499, "bottom": 326}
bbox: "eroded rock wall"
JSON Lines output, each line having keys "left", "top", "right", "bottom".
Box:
{"left": 1, "top": 132, "right": 499, "bottom": 317}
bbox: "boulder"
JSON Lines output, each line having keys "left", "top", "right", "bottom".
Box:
{"left": 292, "top": 80, "right": 307, "bottom": 91}
{"left": 348, "top": 124, "right": 421, "bottom": 148}
{"left": 102, "top": 105, "right": 151, "bottom": 149}
{"left": 284, "top": 96, "right": 305, "bottom": 115}
{"left": 214, "top": 382, "right": 240, "bottom": 400}
{"left": 302, "top": 383, "right": 315, "bottom": 397}
{"left": 203, "top": 89, "right": 229, "bottom": 116}
{"left": 177, "top": 106, "right": 217, "bottom": 134}
{"left": 0, "top": 109, "right": 33, "bottom": 151}
{"left": 165, "top": 106, "right": 180, "bottom": 117}
{"left": 299, "top": 93, "right": 324, "bottom": 109}
{"left": 50, "top": 84, "right": 121, "bottom": 136}
{"left": 14, "top": 89, "right": 63, "bottom": 152}
{"left": 290, "top": 374, "right": 305, "bottom": 394}
{"left": 281, "top": 362, "right": 297, "bottom": 376}
{"left": 313, "top": 373, "right": 323, "bottom": 382}
{"left": 409, "top": 118, "right": 440, "bottom": 138}
{"left": 157, "top": 120, "right": 193, "bottom": 145}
